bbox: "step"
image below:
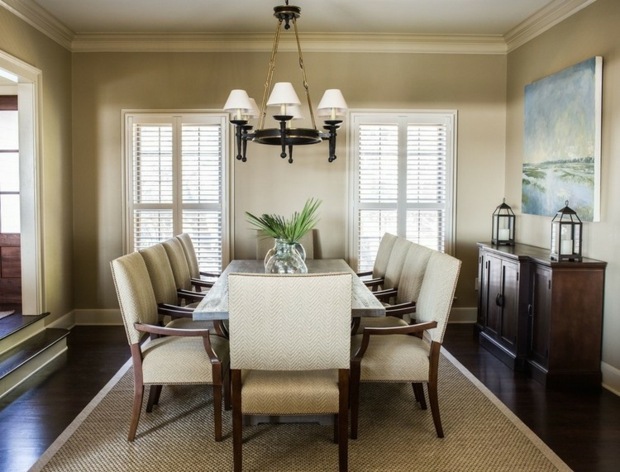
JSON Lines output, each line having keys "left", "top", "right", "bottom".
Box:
{"left": 0, "top": 312, "right": 70, "bottom": 399}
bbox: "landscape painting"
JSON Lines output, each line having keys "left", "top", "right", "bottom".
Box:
{"left": 522, "top": 56, "right": 602, "bottom": 222}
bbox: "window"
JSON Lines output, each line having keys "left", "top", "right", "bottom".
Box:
{"left": 124, "top": 112, "right": 229, "bottom": 273}
{"left": 349, "top": 111, "right": 456, "bottom": 272}
{"left": 0, "top": 95, "right": 20, "bottom": 234}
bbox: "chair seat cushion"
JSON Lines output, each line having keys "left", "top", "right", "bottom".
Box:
{"left": 142, "top": 335, "right": 229, "bottom": 385}
{"left": 240, "top": 369, "right": 340, "bottom": 415}
{"left": 351, "top": 334, "right": 430, "bottom": 382}
{"left": 354, "top": 315, "right": 409, "bottom": 334}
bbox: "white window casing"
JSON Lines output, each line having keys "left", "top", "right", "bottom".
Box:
{"left": 348, "top": 110, "right": 457, "bottom": 272}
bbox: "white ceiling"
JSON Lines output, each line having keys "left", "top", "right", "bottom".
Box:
{"left": 27, "top": 0, "right": 557, "bottom": 36}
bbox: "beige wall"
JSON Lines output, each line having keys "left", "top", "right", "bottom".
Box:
{"left": 0, "top": 9, "right": 73, "bottom": 318}
{"left": 506, "top": 0, "right": 620, "bottom": 387}
{"left": 71, "top": 51, "right": 507, "bottom": 311}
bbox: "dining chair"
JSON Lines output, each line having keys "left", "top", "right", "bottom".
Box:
{"left": 358, "top": 232, "right": 398, "bottom": 290}
{"left": 110, "top": 251, "right": 229, "bottom": 442}
{"left": 162, "top": 237, "right": 213, "bottom": 293}
{"left": 176, "top": 233, "right": 220, "bottom": 283}
{"left": 350, "top": 250, "right": 461, "bottom": 439}
{"left": 353, "top": 242, "right": 433, "bottom": 334}
{"left": 139, "top": 244, "right": 217, "bottom": 330}
{"left": 228, "top": 272, "right": 352, "bottom": 472}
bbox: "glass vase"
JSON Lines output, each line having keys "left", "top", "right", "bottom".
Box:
{"left": 264, "top": 238, "right": 308, "bottom": 274}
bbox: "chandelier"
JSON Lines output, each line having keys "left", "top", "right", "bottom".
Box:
{"left": 222, "top": 1, "right": 348, "bottom": 164}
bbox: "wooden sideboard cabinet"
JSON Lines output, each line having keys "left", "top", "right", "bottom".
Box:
{"left": 476, "top": 242, "right": 606, "bottom": 389}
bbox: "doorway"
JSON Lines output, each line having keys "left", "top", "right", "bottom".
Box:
{"left": 0, "top": 50, "right": 43, "bottom": 315}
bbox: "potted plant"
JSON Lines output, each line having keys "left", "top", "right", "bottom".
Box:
{"left": 245, "top": 198, "right": 321, "bottom": 273}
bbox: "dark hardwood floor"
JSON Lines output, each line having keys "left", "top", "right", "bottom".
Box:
{"left": 0, "top": 323, "right": 619, "bottom": 471}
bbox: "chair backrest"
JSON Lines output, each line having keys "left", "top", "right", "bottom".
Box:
{"left": 372, "top": 233, "right": 398, "bottom": 278}
{"left": 176, "top": 233, "right": 200, "bottom": 279}
{"left": 162, "top": 237, "right": 193, "bottom": 290}
{"left": 139, "top": 244, "right": 178, "bottom": 305}
{"left": 415, "top": 251, "right": 461, "bottom": 344}
{"left": 228, "top": 273, "right": 352, "bottom": 371}
{"left": 395, "top": 243, "right": 434, "bottom": 304}
{"left": 110, "top": 252, "right": 159, "bottom": 345}
{"left": 383, "top": 236, "right": 412, "bottom": 289}
{"left": 255, "top": 229, "right": 316, "bottom": 260}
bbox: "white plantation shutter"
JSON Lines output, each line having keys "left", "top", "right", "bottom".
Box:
{"left": 350, "top": 112, "right": 455, "bottom": 272}
{"left": 126, "top": 113, "right": 229, "bottom": 273}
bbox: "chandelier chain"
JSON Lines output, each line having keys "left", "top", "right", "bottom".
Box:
{"left": 293, "top": 18, "right": 317, "bottom": 130}
{"left": 259, "top": 18, "right": 284, "bottom": 129}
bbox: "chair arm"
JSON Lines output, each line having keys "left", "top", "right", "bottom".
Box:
{"left": 134, "top": 323, "right": 223, "bottom": 365}
{"left": 384, "top": 301, "right": 416, "bottom": 319}
{"left": 178, "top": 289, "right": 205, "bottom": 302}
{"left": 356, "top": 270, "right": 373, "bottom": 278}
{"left": 158, "top": 303, "right": 194, "bottom": 318}
{"left": 191, "top": 278, "right": 214, "bottom": 289}
{"left": 352, "top": 320, "right": 438, "bottom": 361}
{"left": 199, "top": 271, "right": 220, "bottom": 278}
{"left": 364, "top": 277, "right": 385, "bottom": 290}
{"left": 373, "top": 288, "right": 397, "bottom": 302}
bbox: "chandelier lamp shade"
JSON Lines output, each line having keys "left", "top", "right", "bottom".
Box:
{"left": 222, "top": 1, "right": 348, "bottom": 164}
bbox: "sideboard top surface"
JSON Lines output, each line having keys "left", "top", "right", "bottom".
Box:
{"left": 477, "top": 242, "right": 607, "bottom": 268}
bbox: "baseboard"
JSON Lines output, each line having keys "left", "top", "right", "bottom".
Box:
{"left": 602, "top": 361, "right": 620, "bottom": 396}
{"left": 73, "top": 309, "right": 122, "bottom": 326}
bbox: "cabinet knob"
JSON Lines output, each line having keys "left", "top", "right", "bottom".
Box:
{"left": 495, "top": 293, "right": 504, "bottom": 307}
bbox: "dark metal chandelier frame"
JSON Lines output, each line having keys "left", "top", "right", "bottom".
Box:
{"left": 226, "top": 1, "right": 344, "bottom": 164}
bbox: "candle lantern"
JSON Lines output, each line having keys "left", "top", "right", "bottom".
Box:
{"left": 550, "top": 201, "right": 582, "bottom": 262}
{"left": 491, "top": 199, "right": 515, "bottom": 246}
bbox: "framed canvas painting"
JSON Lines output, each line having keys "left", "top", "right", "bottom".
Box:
{"left": 522, "top": 56, "right": 602, "bottom": 222}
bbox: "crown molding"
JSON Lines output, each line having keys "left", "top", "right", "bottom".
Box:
{"left": 0, "top": 0, "right": 73, "bottom": 50}
{"left": 505, "top": 0, "right": 598, "bottom": 52}
{"left": 1, "top": 0, "right": 598, "bottom": 55}
{"left": 71, "top": 32, "right": 507, "bottom": 55}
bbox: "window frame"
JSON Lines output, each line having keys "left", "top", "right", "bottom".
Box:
{"left": 122, "top": 110, "right": 231, "bottom": 271}
{"left": 347, "top": 109, "right": 457, "bottom": 271}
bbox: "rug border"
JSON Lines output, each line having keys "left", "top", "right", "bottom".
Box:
{"left": 28, "top": 349, "right": 573, "bottom": 472}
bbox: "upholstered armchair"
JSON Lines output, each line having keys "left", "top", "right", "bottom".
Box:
{"left": 110, "top": 252, "right": 229, "bottom": 442}
{"left": 353, "top": 242, "right": 433, "bottom": 334}
{"left": 176, "top": 233, "right": 220, "bottom": 286}
{"left": 162, "top": 237, "right": 212, "bottom": 298}
{"left": 357, "top": 232, "right": 397, "bottom": 290}
{"left": 228, "top": 273, "right": 352, "bottom": 472}
{"left": 350, "top": 251, "right": 461, "bottom": 440}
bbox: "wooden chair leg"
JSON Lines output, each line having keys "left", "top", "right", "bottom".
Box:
{"left": 129, "top": 346, "right": 145, "bottom": 442}
{"left": 213, "top": 384, "right": 223, "bottom": 442}
{"left": 349, "top": 363, "right": 361, "bottom": 440}
{"left": 428, "top": 342, "right": 444, "bottom": 438}
{"left": 338, "top": 369, "right": 349, "bottom": 472}
{"left": 224, "top": 367, "right": 232, "bottom": 411}
{"left": 427, "top": 379, "right": 444, "bottom": 438}
{"left": 412, "top": 382, "right": 427, "bottom": 410}
{"left": 146, "top": 385, "right": 162, "bottom": 412}
{"left": 232, "top": 370, "right": 243, "bottom": 472}
{"left": 129, "top": 383, "right": 144, "bottom": 441}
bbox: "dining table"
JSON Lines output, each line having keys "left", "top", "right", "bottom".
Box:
{"left": 192, "top": 259, "right": 386, "bottom": 321}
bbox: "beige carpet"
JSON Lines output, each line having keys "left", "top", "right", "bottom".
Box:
{"left": 30, "top": 350, "right": 571, "bottom": 471}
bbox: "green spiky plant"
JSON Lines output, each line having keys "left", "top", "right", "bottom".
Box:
{"left": 245, "top": 198, "right": 321, "bottom": 244}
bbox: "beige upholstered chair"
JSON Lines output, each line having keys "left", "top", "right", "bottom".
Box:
{"left": 381, "top": 236, "right": 412, "bottom": 291}
{"left": 353, "top": 243, "right": 434, "bottom": 334}
{"left": 358, "top": 232, "right": 398, "bottom": 290}
{"left": 162, "top": 237, "right": 212, "bottom": 294}
{"left": 176, "top": 233, "right": 220, "bottom": 282}
{"left": 139, "top": 244, "right": 215, "bottom": 331}
{"left": 350, "top": 251, "right": 461, "bottom": 439}
{"left": 228, "top": 273, "right": 352, "bottom": 472}
{"left": 110, "top": 252, "right": 229, "bottom": 442}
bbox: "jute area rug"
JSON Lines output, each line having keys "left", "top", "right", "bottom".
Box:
{"left": 30, "top": 350, "right": 570, "bottom": 471}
